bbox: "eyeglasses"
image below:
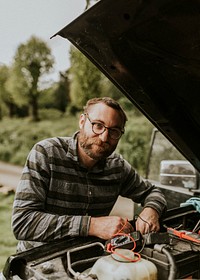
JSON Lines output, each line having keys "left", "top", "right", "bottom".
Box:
{"left": 85, "top": 113, "right": 124, "bottom": 140}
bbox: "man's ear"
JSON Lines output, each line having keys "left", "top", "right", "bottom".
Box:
{"left": 79, "top": 114, "right": 85, "bottom": 129}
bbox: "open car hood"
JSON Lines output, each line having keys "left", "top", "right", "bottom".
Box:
{"left": 52, "top": 0, "right": 200, "bottom": 172}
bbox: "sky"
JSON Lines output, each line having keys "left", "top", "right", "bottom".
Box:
{"left": 0, "top": 0, "right": 87, "bottom": 82}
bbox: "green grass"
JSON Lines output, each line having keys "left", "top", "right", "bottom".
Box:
{"left": 0, "top": 193, "right": 17, "bottom": 271}
{"left": 0, "top": 110, "right": 79, "bottom": 166}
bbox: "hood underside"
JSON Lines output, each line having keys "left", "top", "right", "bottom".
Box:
{"left": 52, "top": 0, "right": 200, "bottom": 172}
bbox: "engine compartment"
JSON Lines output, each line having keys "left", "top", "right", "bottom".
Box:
{"left": 2, "top": 205, "right": 200, "bottom": 279}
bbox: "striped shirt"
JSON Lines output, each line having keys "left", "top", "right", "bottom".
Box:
{"left": 12, "top": 131, "right": 166, "bottom": 251}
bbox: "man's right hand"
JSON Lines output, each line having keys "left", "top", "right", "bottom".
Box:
{"left": 88, "top": 216, "right": 134, "bottom": 240}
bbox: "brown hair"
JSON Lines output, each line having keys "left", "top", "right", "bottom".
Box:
{"left": 83, "top": 97, "right": 128, "bottom": 128}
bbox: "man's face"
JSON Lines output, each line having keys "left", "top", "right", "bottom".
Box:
{"left": 78, "top": 103, "right": 124, "bottom": 161}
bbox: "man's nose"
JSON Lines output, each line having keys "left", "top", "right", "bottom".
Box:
{"left": 99, "top": 128, "right": 109, "bottom": 142}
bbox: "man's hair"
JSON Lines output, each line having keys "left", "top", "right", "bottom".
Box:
{"left": 83, "top": 97, "right": 128, "bottom": 127}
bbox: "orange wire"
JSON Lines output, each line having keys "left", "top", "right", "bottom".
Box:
{"left": 117, "top": 218, "right": 129, "bottom": 234}
{"left": 106, "top": 218, "right": 141, "bottom": 262}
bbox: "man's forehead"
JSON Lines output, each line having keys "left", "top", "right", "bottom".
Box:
{"left": 88, "top": 103, "right": 114, "bottom": 115}
{"left": 88, "top": 103, "right": 124, "bottom": 127}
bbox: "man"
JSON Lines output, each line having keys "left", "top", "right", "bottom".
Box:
{"left": 12, "top": 97, "right": 166, "bottom": 252}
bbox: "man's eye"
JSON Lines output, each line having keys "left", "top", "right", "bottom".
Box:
{"left": 110, "top": 127, "right": 119, "bottom": 133}
{"left": 94, "top": 123, "right": 104, "bottom": 130}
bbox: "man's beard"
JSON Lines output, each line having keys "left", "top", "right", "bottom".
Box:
{"left": 78, "top": 131, "right": 117, "bottom": 161}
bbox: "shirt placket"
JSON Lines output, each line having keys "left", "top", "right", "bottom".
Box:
{"left": 85, "top": 171, "right": 92, "bottom": 215}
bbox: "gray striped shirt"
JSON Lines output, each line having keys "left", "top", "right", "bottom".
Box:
{"left": 12, "top": 132, "right": 166, "bottom": 251}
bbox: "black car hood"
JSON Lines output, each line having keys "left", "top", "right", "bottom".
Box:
{"left": 52, "top": 0, "right": 200, "bottom": 172}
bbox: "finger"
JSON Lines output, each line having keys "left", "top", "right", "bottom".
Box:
{"left": 127, "top": 222, "right": 134, "bottom": 232}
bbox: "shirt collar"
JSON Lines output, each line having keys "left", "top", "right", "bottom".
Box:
{"left": 67, "top": 131, "right": 79, "bottom": 161}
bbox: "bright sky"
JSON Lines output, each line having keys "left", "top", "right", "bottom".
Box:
{"left": 0, "top": 0, "right": 86, "bottom": 81}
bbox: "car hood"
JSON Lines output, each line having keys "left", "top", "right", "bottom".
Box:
{"left": 52, "top": 0, "right": 200, "bottom": 172}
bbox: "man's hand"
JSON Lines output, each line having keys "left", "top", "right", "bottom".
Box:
{"left": 88, "top": 216, "right": 134, "bottom": 240}
{"left": 136, "top": 207, "right": 160, "bottom": 234}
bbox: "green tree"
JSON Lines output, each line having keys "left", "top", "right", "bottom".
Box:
{"left": 0, "top": 64, "right": 17, "bottom": 119}
{"left": 0, "top": 64, "right": 9, "bottom": 119}
{"left": 54, "top": 71, "right": 70, "bottom": 113}
{"left": 100, "top": 74, "right": 126, "bottom": 101}
{"left": 69, "top": 46, "right": 102, "bottom": 111}
{"left": 39, "top": 71, "right": 70, "bottom": 113}
{"left": 7, "top": 36, "right": 54, "bottom": 121}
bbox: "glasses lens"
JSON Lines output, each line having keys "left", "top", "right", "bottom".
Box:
{"left": 109, "top": 128, "right": 122, "bottom": 139}
{"left": 92, "top": 123, "right": 105, "bottom": 134}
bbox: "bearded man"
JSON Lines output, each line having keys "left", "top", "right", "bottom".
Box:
{"left": 12, "top": 97, "right": 166, "bottom": 252}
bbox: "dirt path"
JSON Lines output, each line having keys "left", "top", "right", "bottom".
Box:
{"left": 0, "top": 161, "right": 23, "bottom": 193}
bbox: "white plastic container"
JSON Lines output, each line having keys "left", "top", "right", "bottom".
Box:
{"left": 89, "top": 249, "right": 157, "bottom": 280}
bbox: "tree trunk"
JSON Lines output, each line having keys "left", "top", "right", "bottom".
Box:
{"left": 30, "top": 96, "right": 39, "bottom": 122}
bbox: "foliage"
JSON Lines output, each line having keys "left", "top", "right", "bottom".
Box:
{"left": 117, "top": 112, "right": 153, "bottom": 175}
{"left": 0, "top": 64, "right": 17, "bottom": 119}
{"left": 6, "top": 36, "right": 54, "bottom": 121}
{"left": 53, "top": 71, "right": 70, "bottom": 113}
{"left": 100, "top": 74, "right": 125, "bottom": 101}
{"left": 0, "top": 112, "right": 79, "bottom": 165}
{"left": 0, "top": 193, "right": 17, "bottom": 271}
{"left": 39, "top": 72, "right": 70, "bottom": 113}
{"left": 69, "top": 47, "right": 103, "bottom": 110}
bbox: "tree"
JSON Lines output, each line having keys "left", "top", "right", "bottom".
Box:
{"left": 8, "top": 36, "right": 54, "bottom": 121}
{"left": 39, "top": 71, "right": 70, "bottom": 113}
{"left": 69, "top": 46, "right": 102, "bottom": 110}
{"left": 0, "top": 64, "right": 17, "bottom": 119}
{"left": 54, "top": 71, "right": 70, "bottom": 113}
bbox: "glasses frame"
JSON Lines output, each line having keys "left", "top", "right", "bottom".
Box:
{"left": 85, "top": 113, "right": 124, "bottom": 140}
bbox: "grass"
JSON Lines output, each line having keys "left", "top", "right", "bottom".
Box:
{"left": 0, "top": 192, "right": 17, "bottom": 271}
{"left": 0, "top": 111, "right": 79, "bottom": 166}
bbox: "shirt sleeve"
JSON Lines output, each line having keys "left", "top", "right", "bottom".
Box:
{"left": 12, "top": 141, "right": 91, "bottom": 243}
{"left": 120, "top": 159, "right": 167, "bottom": 216}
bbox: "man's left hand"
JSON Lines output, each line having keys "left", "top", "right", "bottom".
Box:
{"left": 135, "top": 207, "right": 160, "bottom": 234}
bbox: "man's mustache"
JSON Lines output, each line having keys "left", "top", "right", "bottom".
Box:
{"left": 89, "top": 139, "right": 110, "bottom": 148}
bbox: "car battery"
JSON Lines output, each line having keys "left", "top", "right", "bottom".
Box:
{"left": 141, "top": 243, "right": 200, "bottom": 279}
{"left": 140, "top": 205, "right": 200, "bottom": 279}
